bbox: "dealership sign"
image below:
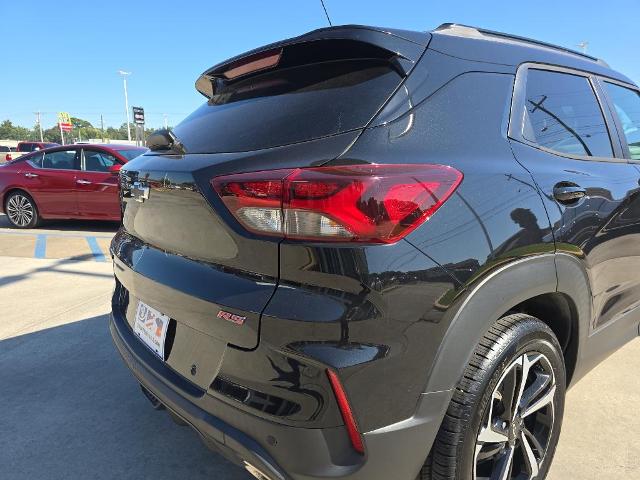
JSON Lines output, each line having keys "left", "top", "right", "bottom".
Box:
{"left": 132, "top": 106, "right": 145, "bottom": 125}
{"left": 57, "top": 112, "right": 72, "bottom": 132}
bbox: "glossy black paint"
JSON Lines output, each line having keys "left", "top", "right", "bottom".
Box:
{"left": 110, "top": 24, "right": 640, "bottom": 480}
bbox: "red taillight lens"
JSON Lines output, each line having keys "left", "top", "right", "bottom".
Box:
{"left": 212, "top": 164, "right": 462, "bottom": 244}
{"left": 326, "top": 369, "right": 364, "bottom": 455}
{"left": 5, "top": 153, "right": 12, "bottom": 161}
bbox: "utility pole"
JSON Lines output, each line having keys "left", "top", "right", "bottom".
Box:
{"left": 163, "top": 114, "right": 168, "bottom": 129}
{"left": 35, "top": 112, "right": 44, "bottom": 142}
{"left": 118, "top": 70, "right": 132, "bottom": 141}
{"left": 100, "top": 114, "right": 105, "bottom": 143}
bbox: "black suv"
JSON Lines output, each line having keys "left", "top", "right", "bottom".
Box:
{"left": 109, "top": 24, "right": 640, "bottom": 480}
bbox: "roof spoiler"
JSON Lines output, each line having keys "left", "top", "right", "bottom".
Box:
{"left": 195, "top": 25, "right": 430, "bottom": 99}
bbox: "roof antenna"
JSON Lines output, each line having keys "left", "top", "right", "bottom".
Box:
{"left": 576, "top": 41, "right": 589, "bottom": 54}
{"left": 320, "top": 0, "right": 333, "bottom": 26}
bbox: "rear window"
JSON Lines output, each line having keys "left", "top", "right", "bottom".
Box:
{"left": 115, "top": 148, "right": 147, "bottom": 161}
{"left": 17, "top": 143, "right": 34, "bottom": 152}
{"left": 173, "top": 59, "right": 403, "bottom": 153}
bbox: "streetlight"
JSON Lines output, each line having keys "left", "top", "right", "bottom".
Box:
{"left": 576, "top": 41, "right": 589, "bottom": 54}
{"left": 118, "top": 70, "right": 132, "bottom": 141}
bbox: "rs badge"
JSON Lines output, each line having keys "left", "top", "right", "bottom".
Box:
{"left": 217, "top": 310, "right": 246, "bottom": 326}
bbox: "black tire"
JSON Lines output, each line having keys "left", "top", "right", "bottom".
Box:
{"left": 4, "top": 191, "right": 40, "bottom": 228}
{"left": 419, "top": 314, "right": 566, "bottom": 480}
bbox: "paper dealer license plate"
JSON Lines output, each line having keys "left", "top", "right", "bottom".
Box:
{"left": 133, "top": 301, "right": 170, "bottom": 359}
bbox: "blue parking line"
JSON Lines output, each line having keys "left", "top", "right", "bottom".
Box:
{"left": 34, "top": 234, "right": 47, "bottom": 258}
{"left": 85, "top": 236, "right": 106, "bottom": 262}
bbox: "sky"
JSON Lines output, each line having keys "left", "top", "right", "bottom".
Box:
{"left": 1, "top": 0, "right": 638, "bottom": 130}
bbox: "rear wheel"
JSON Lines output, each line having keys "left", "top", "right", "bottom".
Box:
{"left": 5, "top": 191, "right": 40, "bottom": 228}
{"left": 419, "top": 313, "right": 566, "bottom": 480}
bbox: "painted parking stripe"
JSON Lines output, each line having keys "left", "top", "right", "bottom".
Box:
{"left": 85, "top": 236, "right": 106, "bottom": 262}
{"left": 34, "top": 234, "right": 47, "bottom": 259}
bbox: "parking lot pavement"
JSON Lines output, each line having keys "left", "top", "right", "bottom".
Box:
{"left": 0, "top": 255, "right": 251, "bottom": 480}
{"left": 549, "top": 339, "right": 640, "bottom": 480}
{"left": 0, "top": 214, "right": 117, "bottom": 262}
{"left": 0, "top": 221, "right": 638, "bottom": 480}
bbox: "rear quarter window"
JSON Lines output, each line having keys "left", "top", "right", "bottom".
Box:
{"left": 173, "top": 59, "right": 403, "bottom": 153}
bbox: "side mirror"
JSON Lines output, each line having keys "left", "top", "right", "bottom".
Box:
{"left": 109, "top": 163, "right": 122, "bottom": 174}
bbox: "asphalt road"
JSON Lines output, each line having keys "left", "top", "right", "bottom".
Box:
{"left": 0, "top": 215, "right": 638, "bottom": 479}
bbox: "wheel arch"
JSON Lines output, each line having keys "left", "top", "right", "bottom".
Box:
{"left": 2, "top": 187, "right": 37, "bottom": 209}
{"left": 2, "top": 187, "right": 40, "bottom": 221}
{"left": 424, "top": 253, "right": 591, "bottom": 393}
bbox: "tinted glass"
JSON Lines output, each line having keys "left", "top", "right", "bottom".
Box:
{"left": 114, "top": 148, "right": 147, "bottom": 160}
{"left": 17, "top": 143, "right": 34, "bottom": 152}
{"left": 42, "top": 150, "right": 77, "bottom": 169}
{"left": 44, "top": 143, "right": 59, "bottom": 148}
{"left": 523, "top": 70, "right": 613, "bottom": 157}
{"left": 0, "top": 146, "right": 9, "bottom": 152}
{"left": 83, "top": 150, "right": 118, "bottom": 172}
{"left": 604, "top": 82, "right": 640, "bottom": 160}
{"left": 173, "top": 60, "right": 403, "bottom": 153}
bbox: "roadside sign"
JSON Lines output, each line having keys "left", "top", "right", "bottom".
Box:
{"left": 132, "top": 107, "right": 145, "bottom": 125}
{"left": 58, "top": 112, "right": 72, "bottom": 132}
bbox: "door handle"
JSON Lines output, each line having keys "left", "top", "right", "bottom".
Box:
{"left": 76, "top": 179, "right": 92, "bottom": 185}
{"left": 24, "top": 172, "right": 38, "bottom": 178}
{"left": 553, "top": 183, "right": 586, "bottom": 203}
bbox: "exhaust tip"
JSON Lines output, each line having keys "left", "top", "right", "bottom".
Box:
{"left": 140, "top": 384, "right": 165, "bottom": 410}
{"left": 243, "top": 462, "right": 272, "bottom": 480}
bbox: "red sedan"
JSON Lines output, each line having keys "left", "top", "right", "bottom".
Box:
{"left": 0, "top": 144, "right": 147, "bottom": 228}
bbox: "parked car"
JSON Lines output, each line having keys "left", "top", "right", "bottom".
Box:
{"left": 3, "top": 141, "right": 60, "bottom": 162}
{"left": 109, "top": 24, "right": 640, "bottom": 480}
{"left": 0, "top": 144, "right": 147, "bottom": 227}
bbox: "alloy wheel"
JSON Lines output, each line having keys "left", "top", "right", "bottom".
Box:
{"left": 6, "top": 194, "right": 35, "bottom": 227}
{"left": 474, "top": 352, "right": 557, "bottom": 480}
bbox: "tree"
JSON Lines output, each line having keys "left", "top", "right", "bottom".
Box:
{"left": 70, "top": 117, "right": 92, "bottom": 129}
{"left": 2, "top": 117, "right": 160, "bottom": 145}
{"left": 0, "top": 120, "right": 33, "bottom": 141}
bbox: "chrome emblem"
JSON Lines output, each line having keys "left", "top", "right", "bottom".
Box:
{"left": 131, "top": 181, "right": 150, "bottom": 203}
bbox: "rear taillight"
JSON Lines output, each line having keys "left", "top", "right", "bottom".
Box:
{"left": 5, "top": 153, "right": 12, "bottom": 161}
{"left": 212, "top": 164, "right": 462, "bottom": 244}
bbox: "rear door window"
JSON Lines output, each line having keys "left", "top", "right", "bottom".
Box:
{"left": 522, "top": 69, "right": 613, "bottom": 158}
{"left": 83, "top": 149, "right": 118, "bottom": 172}
{"left": 173, "top": 59, "right": 403, "bottom": 153}
{"left": 42, "top": 150, "right": 79, "bottom": 170}
{"left": 603, "top": 82, "right": 640, "bottom": 160}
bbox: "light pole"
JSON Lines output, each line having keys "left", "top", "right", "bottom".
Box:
{"left": 118, "top": 70, "right": 132, "bottom": 141}
{"left": 163, "top": 113, "right": 169, "bottom": 129}
{"left": 34, "top": 111, "right": 43, "bottom": 142}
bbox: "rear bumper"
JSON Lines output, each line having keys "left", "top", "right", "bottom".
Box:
{"left": 109, "top": 306, "right": 451, "bottom": 480}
